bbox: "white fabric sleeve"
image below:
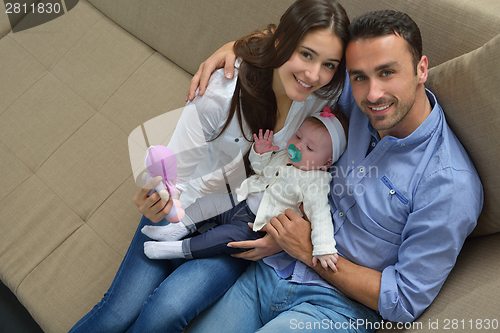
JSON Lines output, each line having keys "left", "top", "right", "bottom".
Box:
{"left": 166, "top": 71, "right": 237, "bottom": 209}
{"left": 248, "top": 144, "right": 274, "bottom": 175}
{"left": 302, "top": 173, "right": 336, "bottom": 256}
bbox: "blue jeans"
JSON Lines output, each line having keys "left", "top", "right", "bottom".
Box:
{"left": 68, "top": 215, "right": 249, "bottom": 333}
{"left": 187, "top": 200, "right": 265, "bottom": 259}
{"left": 186, "top": 260, "right": 382, "bottom": 333}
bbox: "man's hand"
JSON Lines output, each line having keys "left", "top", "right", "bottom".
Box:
{"left": 265, "top": 208, "right": 381, "bottom": 311}
{"left": 253, "top": 129, "right": 280, "bottom": 154}
{"left": 263, "top": 208, "right": 314, "bottom": 264}
{"left": 227, "top": 223, "right": 283, "bottom": 261}
{"left": 186, "top": 41, "right": 236, "bottom": 102}
{"left": 133, "top": 176, "right": 174, "bottom": 223}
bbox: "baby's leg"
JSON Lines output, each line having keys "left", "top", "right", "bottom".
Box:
{"left": 141, "top": 222, "right": 189, "bottom": 242}
{"left": 187, "top": 222, "right": 265, "bottom": 259}
{"left": 144, "top": 240, "right": 184, "bottom": 260}
{"left": 143, "top": 221, "right": 264, "bottom": 260}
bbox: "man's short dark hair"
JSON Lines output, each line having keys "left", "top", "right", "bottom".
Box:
{"left": 349, "top": 10, "right": 423, "bottom": 73}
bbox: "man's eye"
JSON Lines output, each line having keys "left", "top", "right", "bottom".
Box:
{"left": 382, "top": 71, "right": 393, "bottom": 77}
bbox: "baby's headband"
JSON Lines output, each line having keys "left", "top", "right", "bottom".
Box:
{"left": 311, "top": 107, "right": 347, "bottom": 164}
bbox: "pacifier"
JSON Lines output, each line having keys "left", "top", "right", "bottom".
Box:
{"left": 287, "top": 144, "right": 301, "bottom": 162}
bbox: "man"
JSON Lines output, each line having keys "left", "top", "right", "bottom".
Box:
{"left": 180, "top": 10, "right": 483, "bottom": 332}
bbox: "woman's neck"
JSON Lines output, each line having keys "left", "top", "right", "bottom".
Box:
{"left": 272, "top": 68, "right": 293, "bottom": 133}
{"left": 274, "top": 95, "right": 293, "bottom": 133}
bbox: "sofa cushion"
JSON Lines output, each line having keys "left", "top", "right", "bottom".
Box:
{"left": 0, "top": 73, "right": 96, "bottom": 172}
{"left": 426, "top": 34, "right": 500, "bottom": 237}
{"left": 7, "top": 0, "right": 101, "bottom": 70}
{"left": 0, "top": 36, "right": 47, "bottom": 115}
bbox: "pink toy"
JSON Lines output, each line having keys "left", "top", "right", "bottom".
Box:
{"left": 144, "top": 145, "right": 185, "bottom": 223}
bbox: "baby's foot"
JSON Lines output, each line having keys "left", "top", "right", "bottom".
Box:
{"left": 144, "top": 241, "right": 184, "bottom": 260}
{"left": 141, "top": 222, "right": 189, "bottom": 241}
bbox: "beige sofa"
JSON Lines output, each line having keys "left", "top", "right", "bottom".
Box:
{"left": 1, "top": 0, "right": 499, "bottom": 332}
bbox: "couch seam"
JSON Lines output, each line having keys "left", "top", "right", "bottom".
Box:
{"left": 84, "top": 172, "right": 136, "bottom": 257}
{"left": 48, "top": 16, "right": 103, "bottom": 72}
{"left": 96, "top": 48, "right": 156, "bottom": 114}
{"left": 0, "top": 36, "right": 50, "bottom": 118}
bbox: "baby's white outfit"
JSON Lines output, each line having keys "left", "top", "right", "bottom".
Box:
{"left": 235, "top": 148, "right": 336, "bottom": 256}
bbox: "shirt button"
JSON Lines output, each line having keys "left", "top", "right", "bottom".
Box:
{"left": 276, "top": 171, "right": 279, "bottom": 176}
{"left": 266, "top": 185, "right": 269, "bottom": 189}
{"left": 400, "top": 143, "right": 406, "bottom": 147}
{"left": 235, "top": 138, "right": 239, "bottom": 142}
{"left": 339, "top": 212, "right": 344, "bottom": 217}
{"left": 359, "top": 167, "right": 365, "bottom": 173}
{"left": 371, "top": 142, "right": 376, "bottom": 147}
{"left": 389, "top": 189, "right": 396, "bottom": 195}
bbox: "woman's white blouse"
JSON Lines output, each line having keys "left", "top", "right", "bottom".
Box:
{"left": 167, "top": 62, "right": 330, "bottom": 209}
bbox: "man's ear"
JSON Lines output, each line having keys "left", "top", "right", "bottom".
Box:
{"left": 417, "top": 55, "right": 429, "bottom": 84}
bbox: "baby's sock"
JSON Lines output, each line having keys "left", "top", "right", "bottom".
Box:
{"left": 144, "top": 241, "right": 185, "bottom": 259}
{"left": 141, "top": 222, "right": 189, "bottom": 241}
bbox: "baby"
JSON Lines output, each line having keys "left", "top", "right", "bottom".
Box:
{"left": 142, "top": 106, "right": 347, "bottom": 271}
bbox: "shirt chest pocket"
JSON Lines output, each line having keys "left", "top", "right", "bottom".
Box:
{"left": 381, "top": 176, "right": 409, "bottom": 205}
{"left": 365, "top": 175, "right": 411, "bottom": 236}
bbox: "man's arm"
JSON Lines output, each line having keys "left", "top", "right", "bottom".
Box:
{"left": 264, "top": 209, "right": 381, "bottom": 311}
{"left": 186, "top": 42, "right": 236, "bottom": 102}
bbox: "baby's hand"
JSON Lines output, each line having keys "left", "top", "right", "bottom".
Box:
{"left": 313, "top": 253, "right": 338, "bottom": 272}
{"left": 253, "top": 129, "right": 279, "bottom": 154}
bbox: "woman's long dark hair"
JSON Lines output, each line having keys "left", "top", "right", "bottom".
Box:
{"left": 216, "top": 0, "right": 350, "bottom": 174}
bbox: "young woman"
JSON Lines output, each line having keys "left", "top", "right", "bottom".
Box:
{"left": 69, "top": 1, "right": 349, "bottom": 332}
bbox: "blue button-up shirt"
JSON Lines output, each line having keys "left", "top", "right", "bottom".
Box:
{"left": 264, "top": 81, "right": 483, "bottom": 323}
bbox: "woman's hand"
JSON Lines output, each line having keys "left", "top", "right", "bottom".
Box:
{"left": 227, "top": 223, "right": 283, "bottom": 261}
{"left": 186, "top": 41, "right": 237, "bottom": 102}
{"left": 133, "top": 176, "right": 174, "bottom": 223}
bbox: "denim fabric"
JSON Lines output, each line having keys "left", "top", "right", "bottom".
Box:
{"left": 69, "top": 215, "right": 249, "bottom": 333}
{"left": 186, "top": 200, "right": 264, "bottom": 259}
{"left": 187, "top": 261, "right": 382, "bottom": 333}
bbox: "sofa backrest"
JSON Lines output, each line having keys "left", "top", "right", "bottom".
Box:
{"left": 86, "top": 0, "right": 500, "bottom": 74}
{"left": 338, "top": 0, "right": 500, "bottom": 68}
{"left": 87, "top": 0, "right": 296, "bottom": 75}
